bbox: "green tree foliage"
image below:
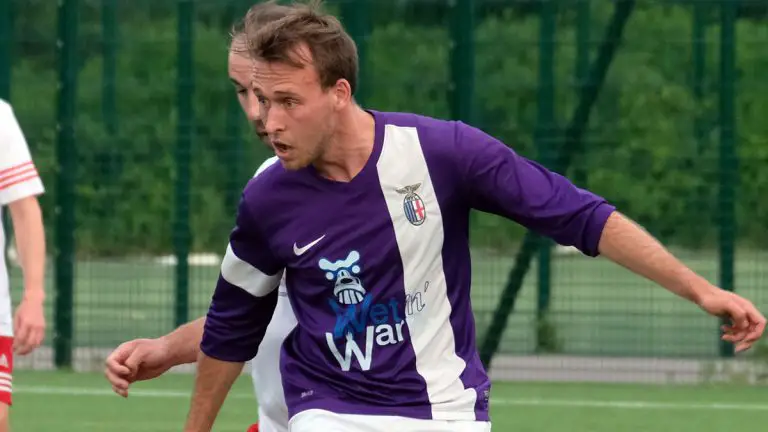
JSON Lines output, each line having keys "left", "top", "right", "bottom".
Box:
{"left": 8, "top": 1, "right": 767, "bottom": 256}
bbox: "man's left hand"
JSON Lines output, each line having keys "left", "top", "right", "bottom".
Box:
{"left": 13, "top": 295, "right": 46, "bottom": 355}
{"left": 696, "top": 288, "right": 766, "bottom": 352}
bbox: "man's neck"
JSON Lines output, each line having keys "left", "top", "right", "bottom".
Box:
{"left": 314, "top": 106, "right": 375, "bottom": 183}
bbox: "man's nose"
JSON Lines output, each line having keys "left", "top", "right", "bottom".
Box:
{"left": 264, "top": 105, "right": 286, "bottom": 135}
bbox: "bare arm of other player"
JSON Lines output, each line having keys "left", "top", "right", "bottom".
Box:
{"left": 185, "top": 352, "right": 247, "bottom": 432}
{"left": 8, "top": 197, "right": 46, "bottom": 355}
{"left": 105, "top": 316, "right": 204, "bottom": 397}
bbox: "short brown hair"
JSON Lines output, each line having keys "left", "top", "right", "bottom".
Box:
{"left": 243, "top": 0, "right": 359, "bottom": 95}
{"left": 230, "top": 1, "right": 293, "bottom": 47}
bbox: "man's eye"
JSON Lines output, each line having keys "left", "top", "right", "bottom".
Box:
{"left": 284, "top": 99, "right": 298, "bottom": 108}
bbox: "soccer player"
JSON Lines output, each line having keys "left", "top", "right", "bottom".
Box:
{"left": 183, "top": 2, "right": 767, "bottom": 431}
{"left": 0, "top": 98, "right": 47, "bottom": 430}
{"left": 103, "top": 4, "right": 297, "bottom": 432}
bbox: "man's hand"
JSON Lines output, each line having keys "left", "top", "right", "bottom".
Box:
{"left": 105, "top": 318, "right": 206, "bottom": 397}
{"left": 104, "top": 338, "right": 174, "bottom": 397}
{"left": 696, "top": 289, "right": 766, "bottom": 352}
{"left": 13, "top": 294, "right": 45, "bottom": 355}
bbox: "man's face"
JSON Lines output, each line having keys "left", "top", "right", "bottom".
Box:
{"left": 228, "top": 47, "right": 270, "bottom": 147}
{"left": 251, "top": 44, "right": 339, "bottom": 171}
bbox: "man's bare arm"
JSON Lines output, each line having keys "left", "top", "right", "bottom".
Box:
{"left": 160, "top": 317, "right": 205, "bottom": 365}
{"left": 597, "top": 211, "right": 715, "bottom": 304}
{"left": 9, "top": 196, "right": 47, "bottom": 354}
{"left": 598, "top": 211, "right": 766, "bottom": 352}
{"left": 183, "top": 353, "right": 244, "bottom": 432}
{"left": 8, "top": 196, "right": 45, "bottom": 302}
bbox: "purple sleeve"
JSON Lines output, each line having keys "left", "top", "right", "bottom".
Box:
{"left": 200, "top": 196, "right": 284, "bottom": 362}
{"left": 456, "top": 121, "right": 615, "bottom": 257}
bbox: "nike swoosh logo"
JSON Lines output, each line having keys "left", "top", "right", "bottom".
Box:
{"left": 293, "top": 235, "right": 326, "bottom": 256}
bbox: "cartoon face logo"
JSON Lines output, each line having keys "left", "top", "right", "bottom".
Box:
{"left": 318, "top": 251, "right": 365, "bottom": 305}
{"left": 396, "top": 183, "right": 426, "bottom": 226}
{"left": 319, "top": 250, "right": 411, "bottom": 372}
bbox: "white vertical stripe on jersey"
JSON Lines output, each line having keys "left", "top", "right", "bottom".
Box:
{"left": 376, "top": 124, "right": 477, "bottom": 420}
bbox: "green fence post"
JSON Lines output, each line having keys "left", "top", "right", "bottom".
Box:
{"left": 691, "top": 1, "right": 709, "bottom": 250}
{"left": 572, "top": 0, "right": 590, "bottom": 186}
{"left": 576, "top": 0, "right": 591, "bottom": 92}
{"left": 535, "top": 0, "right": 556, "bottom": 352}
{"left": 718, "top": 0, "right": 736, "bottom": 358}
{"left": 102, "top": 0, "right": 117, "bottom": 135}
{"left": 449, "top": 0, "right": 475, "bottom": 123}
{"left": 54, "top": 0, "right": 79, "bottom": 369}
{"left": 341, "top": 0, "right": 370, "bottom": 105}
{"left": 449, "top": 0, "right": 476, "bottom": 241}
{"left": 174, "top": 0, "right": 194, "bottom": 328}
{"left": 0, "top": 0, "right": 11, "bottom": 101}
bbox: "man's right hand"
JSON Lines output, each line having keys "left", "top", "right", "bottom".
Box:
{"left": 104, "top": 338, "right": 174, "bottom": 397}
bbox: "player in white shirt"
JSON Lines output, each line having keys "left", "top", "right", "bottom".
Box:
{"left": 103, "top": 4, "right": 297, "bottom": 432}
{"left": 0, "top": 98, "right": 48, "bottom": 431}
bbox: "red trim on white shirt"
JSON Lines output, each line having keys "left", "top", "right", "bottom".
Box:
{"left": 0, "top": 172, "right": 39, "bottom": 191}
{"left": 0, "top": 161, "right": 34, "bottom": 180}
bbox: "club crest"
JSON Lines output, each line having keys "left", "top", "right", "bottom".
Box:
{"left": 396, "top": 183, "right": 427, "bottom": 226}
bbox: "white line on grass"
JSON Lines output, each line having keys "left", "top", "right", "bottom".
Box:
{"left": 14, "top": 386, "right": 768, "bottom": 411}
{"left": 15, "top": 386, "right": 250, "bottom": 399}
{"left": 492, "top": 398, "right": 768, "bottom": 411}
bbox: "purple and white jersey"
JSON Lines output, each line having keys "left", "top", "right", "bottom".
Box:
{"left": 201, "top": 111, "right": 615, "bottom": 422}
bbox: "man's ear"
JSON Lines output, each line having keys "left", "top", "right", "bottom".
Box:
{"left": 332, "top": 79, "right": 353, "bottom": 110}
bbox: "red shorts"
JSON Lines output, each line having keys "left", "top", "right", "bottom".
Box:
{"left": 246, "top": 423, "right": 258, "bottom": 432}
{"left": 0, "top": 336, "right": 12, "bottom": 406}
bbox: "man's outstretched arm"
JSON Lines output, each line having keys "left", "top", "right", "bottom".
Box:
{"left": 597, "top": 212, "right": 766, "bottom": 351}
{"left": 456, "top": 121, "right": 765, "bottom": 351}
{"left": 597, "top": 212, "right": 708, "bottom": 304}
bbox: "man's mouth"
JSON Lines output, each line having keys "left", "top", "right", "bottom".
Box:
{"left": 273, "top": 141, "right": 290, "bottom": 155}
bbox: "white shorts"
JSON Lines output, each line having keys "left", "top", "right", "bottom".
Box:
{"left": 258, "top": 406, "right": 289, "bottom": 432}
{"left": 289, "top": 409, "right": 491, "bottom": 432}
